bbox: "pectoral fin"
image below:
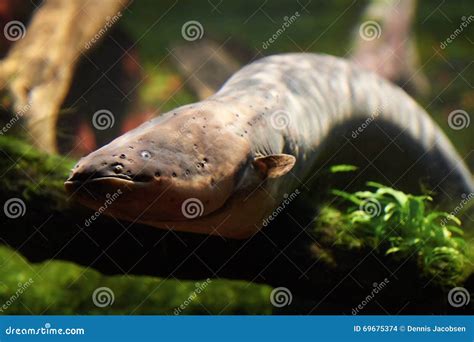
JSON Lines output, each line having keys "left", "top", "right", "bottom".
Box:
{"left": 253, "top": 154, "right": 296, "bottom": 178}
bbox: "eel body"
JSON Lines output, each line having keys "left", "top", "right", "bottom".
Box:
{"left": 65, "top": 53, "right": 473, "bottom": 239}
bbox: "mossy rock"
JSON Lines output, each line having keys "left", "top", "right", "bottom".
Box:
{"left": 0, "top": 246, "right": 272, "bottom": 314}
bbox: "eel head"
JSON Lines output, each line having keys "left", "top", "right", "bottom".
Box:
{"left": 65, "top": 102, "right": 295, "bottom": 239}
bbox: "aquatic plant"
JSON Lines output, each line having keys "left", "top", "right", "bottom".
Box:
{"left": 321, "top": 181, "right": 472, "bottom": 287}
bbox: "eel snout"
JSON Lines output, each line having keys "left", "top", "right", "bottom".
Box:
{"left": 66, "top": 148, "right": 157, "bottom": 186}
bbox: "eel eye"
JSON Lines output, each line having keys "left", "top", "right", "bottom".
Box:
{"left": 140, "top": 150, "right": 152, "bottom": 159}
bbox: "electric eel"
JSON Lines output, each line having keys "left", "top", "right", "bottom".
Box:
{"left": 65, "top": 53, "right": 474, "bottom": 239}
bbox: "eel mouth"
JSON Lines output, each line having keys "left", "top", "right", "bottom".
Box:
{"left": 64, "top": 176, "right": 140, "bottom": 198}
{"left": 64, "top": 175, "right": 220, "bottom": 225}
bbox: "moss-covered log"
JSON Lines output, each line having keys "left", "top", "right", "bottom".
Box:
{"left": 0, "top": 135, "right": 472, "bottom": 314}
{"left": 0, "top": 245, "right": 272, "bottom": 314}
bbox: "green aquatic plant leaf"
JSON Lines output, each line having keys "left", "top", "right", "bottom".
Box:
{"left": 318, "top": 181, "right": 472, "bottom": 288}
{"left": 329, "top": 164, "right": 359, "bottom": 173}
